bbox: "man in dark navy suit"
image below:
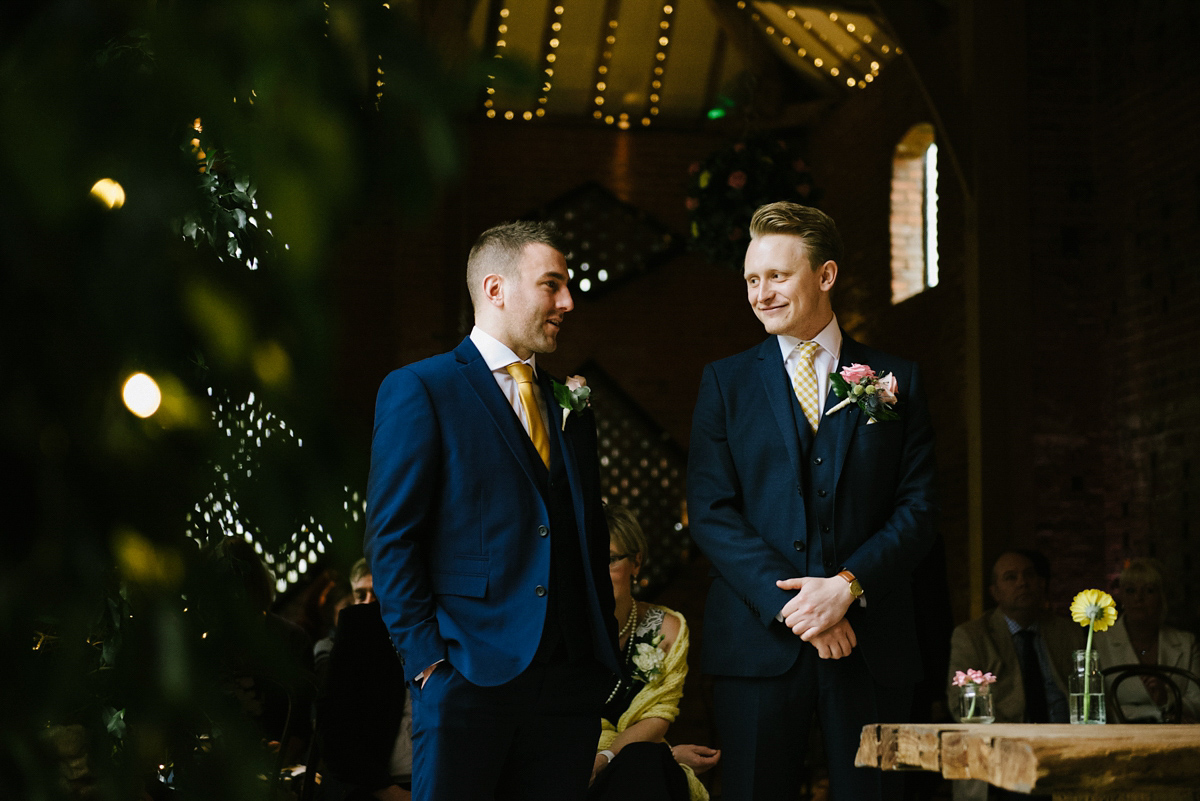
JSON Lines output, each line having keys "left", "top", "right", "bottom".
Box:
{"left": 687, "top": 202, "right": 937, "bottom": 801}
{"left": 365, "top": 221, "right": 619, "bottom": 800}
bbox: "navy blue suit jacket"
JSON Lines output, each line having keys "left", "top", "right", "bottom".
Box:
{"left": 687, "top": 332, "right": 937, "bottom": 685}
{"left": 365, "top": 337, "right": 619, "bottom": 687}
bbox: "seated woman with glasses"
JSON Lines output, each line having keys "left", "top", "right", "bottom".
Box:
{"left": 589, "top": 504, "right": 719, "bottom": 801}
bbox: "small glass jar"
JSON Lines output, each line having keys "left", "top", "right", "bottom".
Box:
{"left": 1069, "top": 648, "right": 1106, "bottom": 724}
{"left": 959, "top": 683, "right": 995, "bottom": 724}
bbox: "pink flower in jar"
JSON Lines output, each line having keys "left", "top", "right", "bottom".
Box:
{"left": 792, "top": 158, "right": 807, "bottom": 171}
{"left": 796, "top": 184, "right": 812, "bottom": 198}
{"left": 733, "top": 142, "right": 745, "bottom": 152}
{"left": 727, "top": 170, "right": 748, "bottom": 190}
{"left": 688, "top": 162, "right": 701, "bottom": 175}
{"left": 840, "top": 363, "right": 876, "bottom": 384}
{"left": 685, "top": 196, "right": 699, "bottom": 210}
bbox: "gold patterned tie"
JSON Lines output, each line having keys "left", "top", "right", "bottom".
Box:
{"left": 505, "top": 362, "right": 551, "bottom": 468}
{"left": 791, "top": 341, "right": 822, "bottom": 433}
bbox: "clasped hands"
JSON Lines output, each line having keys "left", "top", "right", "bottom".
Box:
{"left": 776, "top": 576, "right": 857, "bottom": 660}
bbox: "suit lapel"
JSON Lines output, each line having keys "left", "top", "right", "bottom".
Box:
{"left": 538, "top": 370, "right": 588, "bottom": 530}
{"left": 825, "top": 333, "right": 866, "bottom": 491}
{"left": 455, "top": 338, "right": 541, "bottom": 489}
{"left": 756, "top": 338, "right": 802, "bottom": 479}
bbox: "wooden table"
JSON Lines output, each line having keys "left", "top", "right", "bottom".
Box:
{"left": 856, "top": 723, "right": 1200, "bottom": 800}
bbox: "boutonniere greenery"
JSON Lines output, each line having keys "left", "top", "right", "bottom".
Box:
{"left": 552, "top": 375, "right": 591, "bottom": 429}
{"left": 825, "top": 363, "right": 899, "bottom": 424}
{"left": 630, "top": 633, "right": 666, "bottom": 684}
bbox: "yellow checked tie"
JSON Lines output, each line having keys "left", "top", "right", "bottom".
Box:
{"left": 505, "top": 362, "right": 551, "bottom": 468}
{"left": 791, "top": 341, "right": 822, "bottom": 433}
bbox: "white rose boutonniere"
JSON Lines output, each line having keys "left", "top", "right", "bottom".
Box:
{"left": 552, "top": 375, "right": 591, "bottom": 429}
{"left": 631, "top": 634, "right": 666, "bottom": 684}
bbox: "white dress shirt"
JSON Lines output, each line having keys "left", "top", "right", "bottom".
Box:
{"left": 469, "top": 325, "right": 549, "bottom": 439}
{"left": 777, "top": 314, "right": 843, "bottom": 413}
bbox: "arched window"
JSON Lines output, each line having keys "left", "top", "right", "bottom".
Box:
{"left": 890, "top": 123, "right": 939, "bottom": 303}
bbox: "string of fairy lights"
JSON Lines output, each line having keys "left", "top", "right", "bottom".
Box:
{"left": 485, "top": 5, "right": 565, "bottom": 121}
{"left": 589, "top": 0, "right": 620, "bottom": 124}
{"left": 735, "top": 1, "right": 900, "bottom": 90}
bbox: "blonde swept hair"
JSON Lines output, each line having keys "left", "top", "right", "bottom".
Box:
{"left": 749, "top": 201, "right": 843, "bottom": 271}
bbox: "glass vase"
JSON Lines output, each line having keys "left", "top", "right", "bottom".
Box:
{"left": 1069, "top": 648, "right": 1106, "bottom": 724}
{"left": 959, "top": 683, "right": 995, "bottom": 724}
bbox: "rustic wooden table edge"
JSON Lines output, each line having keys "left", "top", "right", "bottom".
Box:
{"left": 856, "top": 722, "right": 1200, "bottom": 798}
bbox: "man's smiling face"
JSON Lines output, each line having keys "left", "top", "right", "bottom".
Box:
{"left": 743, "top": 233, "right": 835, "bottom": 341}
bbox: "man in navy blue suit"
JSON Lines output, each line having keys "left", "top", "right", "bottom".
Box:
{"left": 687, "top": 202, "right": 937, "bottom": 801}
{"left": 365, "top": 221, "right": 620, "bottom": 801}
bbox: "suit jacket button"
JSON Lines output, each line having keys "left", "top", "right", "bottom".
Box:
{"left": 813, "top": 456, "right": 823, "bottom": 465}
{"left": 821, "top": 525, "right": 830, "bottom": 533}
{"left": 824, "top": 559, "right": 834, "bottom": 570}
{"left": 535, "top": 585, "right": 547, "bottom": 597}
{"left": 817, "top": 489, "right": 827, "bottom": 498}
{"left": 796, "top": 483, "right": 803, "bottom": 495}
{"left": 537, "top": 525, "right": 549, "bottom": 537}
{"left": 793, "top": 540, "right": 805, "bottom": 552}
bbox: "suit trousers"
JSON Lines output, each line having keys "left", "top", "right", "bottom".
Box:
{"left": 410, "top": 649, "right": 609, "bottom": 801}
{"left": 712, "top": 644, "right": 912, "bottom": 801}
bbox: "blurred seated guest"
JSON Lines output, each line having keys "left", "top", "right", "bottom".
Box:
{"left": 315, "top": 595, "right": 412, "bottom": 801}
{"left": 948, "top": 550, "right": 1084, "bottom": 724}
{"left": 200, "top": 536, "right": 316, "bottom": 762}
{"left": 1097, "top": 557, "right": 1200, "bottom": 722}
{"left": 590, "top": 505, "right": 719, "bottom": 801}
{"left": 314, "top": 559, "right": 373, "bottom": 686}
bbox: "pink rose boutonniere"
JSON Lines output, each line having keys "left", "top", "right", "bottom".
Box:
{"left": 826, "top": 363, "right": 899, "bottom": 424}
{"left": 553, "top": 375, "right": 591, "bottom": 429}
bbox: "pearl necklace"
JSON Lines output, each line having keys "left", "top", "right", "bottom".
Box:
{"left": 618, "top": 601, "right": 638, "bottom": 641}
{"left": 606, "top": 604, "right": 639, "bottom": 704}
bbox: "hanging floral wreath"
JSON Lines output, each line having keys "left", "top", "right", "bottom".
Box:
{"left": 685, "top": 137, "right": 821, "bottom": 269}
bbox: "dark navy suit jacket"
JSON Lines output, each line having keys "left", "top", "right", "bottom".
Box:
{"left": 365, "top": 337, "right": 619, "bottom": 687}
{"left": 687, "top": 332, "right": 937, "bottom": 685}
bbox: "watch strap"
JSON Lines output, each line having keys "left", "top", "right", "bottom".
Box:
{"left": 837, "top": 569, "right": 864, "bottom": 598}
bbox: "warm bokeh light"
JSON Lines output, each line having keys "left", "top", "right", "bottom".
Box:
{"left": 122, "top": 372, "right": 162, "bottom": 417}
{"left": 90, "top": 178, "right": 126, "bottom": 209}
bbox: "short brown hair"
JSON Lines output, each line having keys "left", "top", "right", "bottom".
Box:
{"left": 604, "top": 503, "right": 648, "bottom": 564}
{"left": 466, "top": 220, "right": 563, "bottom": 307}
{"left": 749, "top": 201, "right": 843, "bottom": 271}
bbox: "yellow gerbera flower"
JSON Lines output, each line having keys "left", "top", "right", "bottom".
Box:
{"left": 1070, "top": 589, "right": 1118, "bottom": 632}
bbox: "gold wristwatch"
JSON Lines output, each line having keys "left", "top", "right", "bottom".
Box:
{"left": 837, "top": 569, "right": 864, "bottom": 599}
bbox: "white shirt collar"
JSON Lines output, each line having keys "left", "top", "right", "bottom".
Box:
{"left": 777, "top": 315, "right": 842, "bottom": 363}
{"left": 470, "top": 326, "right": 537, "bottom": 375}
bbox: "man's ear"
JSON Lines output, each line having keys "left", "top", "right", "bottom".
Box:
{"left": 988, "top": 582, "right": 1000, "bottom": 605}
{"left": 818, "top": 260, "right": 838, "bottom": 291}
{"left": 482, "top": 273, "right": 504, "bottom": 308}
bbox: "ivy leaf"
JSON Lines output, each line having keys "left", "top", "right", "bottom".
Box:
{"left": 829, "top": 373, "right": 851, "bottom": 398}
{"left": 233, "top": 209, "right": 248, "bottom": 229}
{"left": 102, "top": 707, "right": 127, "bottom": 740}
